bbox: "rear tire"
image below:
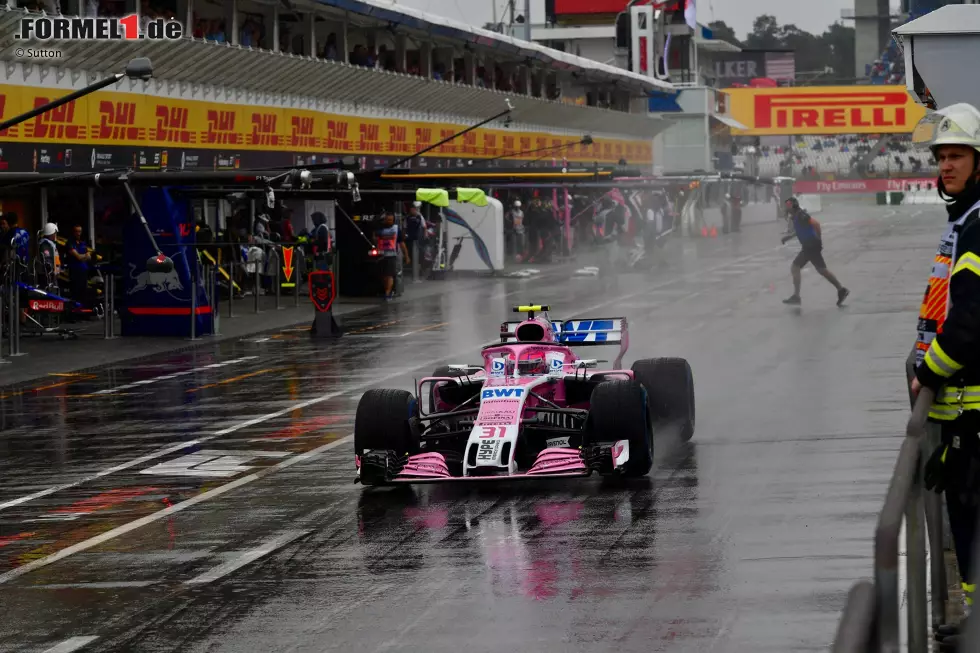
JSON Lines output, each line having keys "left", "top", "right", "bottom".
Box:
{"left": 631, "top": 357, "right": 695, "bottom": 441}
{"left": 354, "top": 389, "right": 419, "bottom": 457}
{"left": 587, "top": 380, "right": 652, "bottom": 477}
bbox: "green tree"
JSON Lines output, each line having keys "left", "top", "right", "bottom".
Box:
{"left": 739, "top": 15, "right": 857, "bottom": 84}
{"left": 744, "top": 14, "right": 781, "bottom": 49}
{"left": 779, "top": 23, "right": 822, "bottom": 74}
{"left": 820, "top": 22, "right": 856, "bottom": 81}
{"left": 707, "top": 20, "right": 741, "bottom": 48}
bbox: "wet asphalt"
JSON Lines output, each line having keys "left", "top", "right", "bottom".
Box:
{"left": 0, "top": 199, "right": 939, "bottom": 652}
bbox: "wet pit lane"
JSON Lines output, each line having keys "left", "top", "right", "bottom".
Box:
{"left": 0, "top": 202, "right": 935, "bottom": 652}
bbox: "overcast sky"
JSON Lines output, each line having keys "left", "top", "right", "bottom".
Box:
{"left": 393, "top": 0, "right": 904, "bottom": 39}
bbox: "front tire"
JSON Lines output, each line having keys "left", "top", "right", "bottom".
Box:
{"left": 354, "top": 388, "right": 419, "bottom": 457}
{"left": 631, "top": 357, "right": 695, "bottom": 441}
{"left": 587, "top": 380, "right": 652, "bottom": 477}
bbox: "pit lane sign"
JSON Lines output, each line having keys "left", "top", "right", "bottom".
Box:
{"left": 309, "top": 270, "right": 336, "bottom": 313}
{"left": 281, "top": 246, "right": 296, "bottom": 288}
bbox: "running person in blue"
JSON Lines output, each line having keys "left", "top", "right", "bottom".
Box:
{"left": 781, "top": 197, "right": 850, "bottom": 306}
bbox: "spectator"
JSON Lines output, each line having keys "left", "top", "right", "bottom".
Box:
{"left": 65, "top": 225, "right": 92, "bottom": 312}
{"left": 323, "top": 32, "right": 338, "bottom": 61}
{"left": 208, "top": 19, "right": 225, "bottom": 43}
{"left": 139, "top": 0, "right": 151, "bottom": 31}
{"left": 277, "top": 208, "right": 296, "bottom": 243}
{"left": 374, "top": 211, "right": 408, "bottom": 301}
{"left": 509, "top": 200, "right": 525, "bottom": 261}
{"left": 37, "top": 223, "right": 60, "bottom": 290}
{"left": 240, "top": 19, "right": 260, "bottom": 47}
{"left": 350, "top": 45, "right": 369, "bottom": 67}
{"left": 404, "top": 201, "right": 427, "bottom": 265}
{"left": 310, "top": 211, "right": 331, "bottom": 267}
{"left": 1, "top": 212, "right": 29, "bottom": 277}
{"left": 377, "top": 44, "right": 393, "bottom": 71}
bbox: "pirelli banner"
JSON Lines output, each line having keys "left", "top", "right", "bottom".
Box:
{"left": 724, "top": 85, "right": 927, "bottom": 136}
{"left": 0, "top": 84, "right": 652, "bottom": 165}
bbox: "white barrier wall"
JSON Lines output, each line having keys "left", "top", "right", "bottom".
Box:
{"left": 798, "top": 194, "right": 823, "bottom": 214}
{"left": 902, "top": 191, "right": 945, "bottom": 205}
{"left": 445, "top": 198, "right": 505, "bottom": 272}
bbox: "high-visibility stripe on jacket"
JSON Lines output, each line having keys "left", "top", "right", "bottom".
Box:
{"left": 916, "top": 195, "right": 980, "bottom": 424}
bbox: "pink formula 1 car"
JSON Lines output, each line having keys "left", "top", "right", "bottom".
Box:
{"left": 354, "top": 305, "right": 695, "bottom": 486}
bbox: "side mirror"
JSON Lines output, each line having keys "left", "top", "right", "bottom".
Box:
{"left": 125, "top": 57, "right": 153, "bottom": 81}
{"left": 146, "top": 253, "right": 174, "bottom": 273}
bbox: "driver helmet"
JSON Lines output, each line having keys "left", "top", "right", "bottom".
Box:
{"left": 517, "top": 350, "right": 548, "bottom": 376}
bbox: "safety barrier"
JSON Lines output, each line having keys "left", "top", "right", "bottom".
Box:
{"left": 831, "top": 350, "right": 949, "bottom": 653}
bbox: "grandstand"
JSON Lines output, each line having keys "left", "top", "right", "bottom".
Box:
{"left": 866, "top": 38, "right": 905, "bottom": 85}
{"left": 734, "top": 134, "right": 936, "bottom": 180}
{"left": 729, "top": 2, "right": 971, "bottom": 182}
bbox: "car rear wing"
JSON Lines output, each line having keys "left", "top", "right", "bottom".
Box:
{"left": 498, "top": 317, "right": 630, "bottom": 368}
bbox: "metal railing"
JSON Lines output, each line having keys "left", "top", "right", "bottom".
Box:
{"left": 832, "top": 350, "right": 949, "bottom": 652}
{"left": 0, "top": 240, "right": 311, "bottom": 356}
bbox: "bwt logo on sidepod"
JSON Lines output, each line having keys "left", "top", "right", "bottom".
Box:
{"left": 482, "top": 388, "right": 525, "bottom": 399}
{"left": 754, "top": 91, "right": 911, "bottom": 130}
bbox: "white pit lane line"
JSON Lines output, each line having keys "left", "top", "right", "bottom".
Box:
{"left": 184, "top": 529, "right": 312, "bottom": 586}
{"left": 0, "top": 435, "right": 352, "bottom": 586}
{"left": 0, "top": 225, "right": 865, "bottom": 584}
{"left": 1, "top": 229, "right": 850, "bottom": 515}
{"left": 41, "top": 636, "right": 100, "bottom": 653}
{"left": 0, "top": 353, "right": 472, "bottom": 513}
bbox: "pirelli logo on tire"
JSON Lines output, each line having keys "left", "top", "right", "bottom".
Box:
{"left": 725, "top": 85, "right": 927, "bottom": 136}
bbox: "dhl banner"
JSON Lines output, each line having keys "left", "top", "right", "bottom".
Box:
{"left": 0, "top": 84, "right": 652, "bottom": 165}
{"left": 724, "top": 85, "right": 927, "bottom": 136}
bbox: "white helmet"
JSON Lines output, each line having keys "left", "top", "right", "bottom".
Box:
{"left": 513, "top": 200, "right": 522, "bottom": 208}
{"left": 43, "top": 223, "right": 58, "bottom": 236}
{"left": 913, "top": 103, "right": 980, "bottom": 155}
{"left": 412, "top": 200, "right": 422, "bottom": 208}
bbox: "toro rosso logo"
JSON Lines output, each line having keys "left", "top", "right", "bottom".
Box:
{"left": 482, "top": 388, "right": 525, "bottom": 399}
